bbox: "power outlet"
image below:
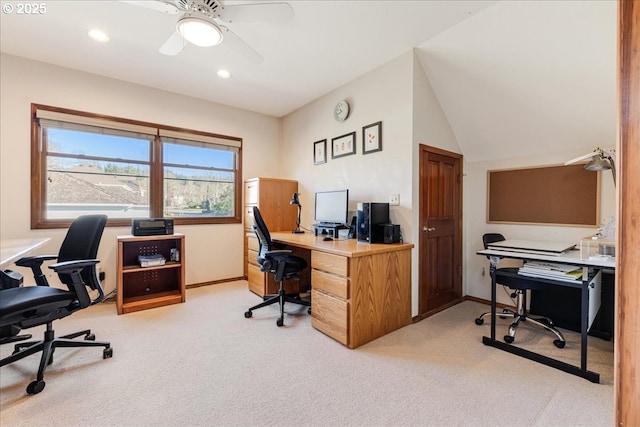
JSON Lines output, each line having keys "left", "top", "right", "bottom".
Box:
{"left": 389, "top": 194, "right": 400, "bottom": 206}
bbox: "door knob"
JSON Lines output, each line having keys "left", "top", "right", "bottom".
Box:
{"left": 423, "top": 226, "right": 436, "bottom": 232}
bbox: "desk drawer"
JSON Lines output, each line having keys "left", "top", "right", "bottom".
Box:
{"left": 311, "top": 289, "right": 348, "bottom": 346}
{"left": 245, "top": 181, "right": 258, "bottom": 204}
{"left": 247, "top": 263, "right": 265, "bottom": 296}
{"left": 247, "top": 249, "right": 260, "bottom": 267}
{"left": 312, "top": 251, "right": 348, "bottom": 277}
{"left": 312, "top": 269, "right": 349, "bottom": 299}
{"left": 247, "top": 235, "right": 260, "bottom": 252}
{"left": 244, "top": 205, "right": 256, "bottom": 231}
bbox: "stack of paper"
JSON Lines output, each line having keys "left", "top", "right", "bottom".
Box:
{"left": 518, "top": 261, "right": 583, "bottom": 283}
{"left": 138, "top": 254, "right": 166, "bottom": 268}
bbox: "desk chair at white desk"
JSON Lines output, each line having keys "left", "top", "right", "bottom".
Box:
{"left": 477, "top": 240, "right": 615, "bottom": 383}
{"left": 475, "top": 234, "right": 566, "bottom": 348}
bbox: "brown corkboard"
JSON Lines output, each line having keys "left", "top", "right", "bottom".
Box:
{"left": 487, "top": 164, "right": 599, "bottom": 226}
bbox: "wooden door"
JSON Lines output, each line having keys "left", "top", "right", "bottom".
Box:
{"left": 418, "top": 145, "right": 463, "bottom": 318}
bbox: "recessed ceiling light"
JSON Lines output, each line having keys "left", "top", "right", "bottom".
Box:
{"left": 88, "top": 29, "right": 110, "bottom": 43}
{"left": 217, "top": 69, "right": 232, "bottom": 79}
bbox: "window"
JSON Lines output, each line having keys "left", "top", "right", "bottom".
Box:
{"left": 31, "top": 104, "right": 242, "bottom": 228}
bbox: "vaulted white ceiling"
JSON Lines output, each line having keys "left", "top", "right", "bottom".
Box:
{"left": 0, "top": 1, "right": 616, "bottom": 163}
{"left": 415, "top": 0, "right": 616, "bottom": 162}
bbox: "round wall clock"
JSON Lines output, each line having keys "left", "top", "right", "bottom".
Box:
{"left": 334, "top": 100, "right": 350, "bottom": 122}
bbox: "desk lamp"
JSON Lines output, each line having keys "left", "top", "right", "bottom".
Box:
{"left": 290, "top": 192, "right": 304, "bottom": 233}
{"left": 565, "top": 147, "right": 616, "bottom": 186}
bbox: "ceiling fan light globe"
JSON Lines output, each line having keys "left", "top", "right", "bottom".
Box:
{"left": 177, "top": 17, "right": 223, "bottom": 47}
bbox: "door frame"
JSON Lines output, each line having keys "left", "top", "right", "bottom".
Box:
{"left": 418, "top": 144, "right": 463, "bottom": 319}
{"left": 616, "top": 0, "right": 639, "bottom": 424}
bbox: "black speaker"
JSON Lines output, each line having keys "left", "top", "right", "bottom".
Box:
{"left": 356, "top": 202, "right": 389, "bottom": 243}
{"left": 347, "top": 216, "right": 357, "bottom": 238}
{"left": 379, "top": 224, "right": 400, "bottom": 244}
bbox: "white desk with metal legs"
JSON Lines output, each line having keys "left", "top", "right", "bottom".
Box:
{"left": 477, "top": 245, "right": 615, "bottom": 383}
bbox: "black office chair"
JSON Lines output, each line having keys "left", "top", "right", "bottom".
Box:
{"left": 0, "top": 215, "right": 113, "bottom": 394}
{"left": 244, "top": 206, "right": 310, "bottom": 327}
{"left": 475, "top": 233, "right": 565, "bottom": 348}
{"left": 0, "top": 270, "right": 32, "bottom": 345}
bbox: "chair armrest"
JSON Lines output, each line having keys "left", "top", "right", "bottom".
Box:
{"left": 265, "top": 249, "right": 292, "bottom": 259}
{"left": 48, "top": 259, "right": 101, "bottom": 308}
{"left": 48, "top": 259, "right": 100, "bottom": 273}
{"left": 15, "top": 254, "right": 58, "bottom": 268}
{"left": 15, "top": 255, "right": 58, "bottom": 286}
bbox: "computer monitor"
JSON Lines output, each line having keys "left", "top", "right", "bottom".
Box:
{"left": 314, "top": 190, "right": 349, "bottom": 225}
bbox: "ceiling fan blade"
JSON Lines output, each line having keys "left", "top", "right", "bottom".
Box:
{"left": 221, "top": 26, "right": 264, "bottom": 64}
{"left": 159, "top": 31, "right": 186, "bottom": 56}
{"left": 565, "top": 150, "right": 599, "bottom": 165}
{"left": 120, "top": 0, "right": 180, "bottom": 14}
{"left": 221, "top": 2, "right": 293, "bottom": 23}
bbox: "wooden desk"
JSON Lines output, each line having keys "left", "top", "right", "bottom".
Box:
{"left": 271, "top": 232, "right": 414, "bottom": 349}
{"left": 477, "top": 247, "right": 615, "bottom": 383}
{"left": 1, "top": 238, "right": 51, "bottom": 270}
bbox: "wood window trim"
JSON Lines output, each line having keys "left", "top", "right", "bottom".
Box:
{"left": 30, "top": 103, "right": 243, "bottom": 229}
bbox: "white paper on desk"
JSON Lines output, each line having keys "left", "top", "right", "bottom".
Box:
{"left": 487, "top": 239, "right": 576, "bottom": 255}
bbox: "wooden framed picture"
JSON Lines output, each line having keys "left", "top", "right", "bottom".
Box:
{"left": 313, "top": 139, "right": 327, "bottom": 165}
{"left": 331, "top": 132, "right": 356, "bottom": 159}
{"left": 362, "top": 121, "right": 382, "bottom": 154}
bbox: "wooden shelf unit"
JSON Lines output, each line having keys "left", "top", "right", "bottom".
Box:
{"left": 116, "top": 233, "right": 185, "bottom": 315}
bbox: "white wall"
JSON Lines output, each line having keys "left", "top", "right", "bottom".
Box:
{"left": 0, "top": 54, "right": 282, "bottom": 294}
{"left": 281, "top": 50, "right": 413, "bottom": 230}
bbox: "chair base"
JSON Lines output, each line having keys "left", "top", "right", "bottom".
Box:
{"left": 0, "top": 325, "right": 32, "bottom": 345}
{"left": 475, "top": 289, "right": 565, "bottom": 348}
{"left": 0, "top": 322, "right": 112, "bottom": 394}
{"left": 245, "top": 282, "right": 311, "bottom": 327}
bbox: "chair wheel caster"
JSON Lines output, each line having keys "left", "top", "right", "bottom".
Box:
{"left": 276, "top": 318, "right": 284, "bottom": 327}
{"left": 103, "top": 347, "right": 113, "bottom": 359}
{"left": 553, "top": 339, "right": 566, "bottom": 348}
{"left": 308, "top": 308, "right": 312, "bottom": 315}
{"left": 504, "top": 335, "right": 514, "bottom": 343}
{"left": 244, "top": 311, "right": 252, "bottom": 318}
{"left": 475, "top": 318, "right": 484, "bottom": 325}
{"left": 85, "top": 334, "right": 95, "bottom": 341}
{"left": 26, "top": 380, "right": 45, "bottom": 394}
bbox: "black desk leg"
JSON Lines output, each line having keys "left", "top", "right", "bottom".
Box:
{"left": 490, "top": 260, "right": 497, "bottom": 341}
{"left": 482, "top": 262, "right": 600, "bottom": 383}
{"left": 581, "top": 274, "right": 589, "bottom": 372}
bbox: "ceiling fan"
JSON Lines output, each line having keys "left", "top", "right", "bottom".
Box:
{"left": 122, "top": 0, "right": 293, "bottom": 63}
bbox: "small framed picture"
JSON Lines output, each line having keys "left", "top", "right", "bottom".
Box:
{"left": 331, "top": 132, "right": 356, "bottom": 159}
{"left": 314, "top": 139, "right": 327, "bottom": 165}
{"left": 362, "top": 121, "right": 382, "bottom": 154}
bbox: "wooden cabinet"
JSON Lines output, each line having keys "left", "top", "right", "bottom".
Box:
{"left": 310, "top": 246, "right": 412, "bottom": 349}
{"left": 116, "top": 234, "right": 185, "bottom": 315}
{"left": 244, "top": 177, "right": 301, "bottom": 296}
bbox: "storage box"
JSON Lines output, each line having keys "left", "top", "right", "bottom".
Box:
{"left": 580, "top": 236, "right": 615, "bottom": 260}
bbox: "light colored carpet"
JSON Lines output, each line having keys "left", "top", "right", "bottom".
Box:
{"left": 0, "top": 281, "right": 613, "bottom": 426}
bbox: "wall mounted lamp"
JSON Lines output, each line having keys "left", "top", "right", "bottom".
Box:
{"left": 565, "top": 147, "right": 616, "bottom": 186}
